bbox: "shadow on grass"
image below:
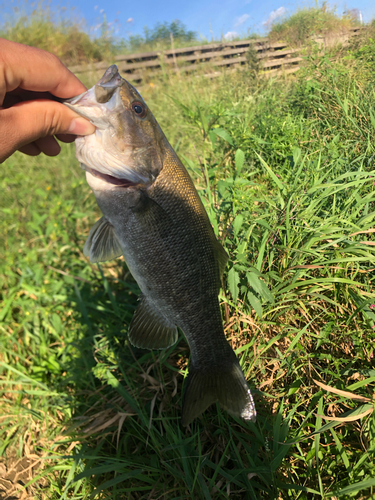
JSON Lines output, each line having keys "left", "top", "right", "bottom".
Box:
{"left": 57, "top": 264, "right": 280, "bottom": 499}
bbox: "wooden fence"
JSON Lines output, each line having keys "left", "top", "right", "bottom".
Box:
{"left": 70, "top": 26, "right": 362, "bottom": 84}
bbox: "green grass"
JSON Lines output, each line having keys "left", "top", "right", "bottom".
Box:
{"left": 1, "top": 34, "right": 375, "bottom": 499}
{"left": 268, "top": 5, "right": 359, "bottom": 45}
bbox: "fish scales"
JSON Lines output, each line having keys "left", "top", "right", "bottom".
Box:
{"left": 65, "top": 65, "right": 256, "bottom": 425}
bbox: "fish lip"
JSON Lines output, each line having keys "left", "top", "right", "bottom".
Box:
{"left": 85, "top": 166, "right": 138, "bottom": 188}
{"left": 94, "top": 65, "right": 123, "bottom": 103}
{"left": 64, "top": 90, "right": 87, "bottom": 106}
{"left": 64, "top": 100, "right": 93, "bottom": 121}
{"left": 64, "top": 65, "right": 123, "bottom": 119}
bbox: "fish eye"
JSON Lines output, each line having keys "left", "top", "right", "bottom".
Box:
{"left": 131, "top": 101, "right": 147, "bottom": 118}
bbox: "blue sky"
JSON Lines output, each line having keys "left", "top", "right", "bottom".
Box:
{"left": 71, "top": 0, "right": 375, "bottom": 41}
{"left": 5, "top": 0, "right": 375, "bottom": 41}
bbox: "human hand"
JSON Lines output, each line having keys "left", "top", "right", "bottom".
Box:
{"left": 0, "top": 38, "right": 95, "bottom": 163}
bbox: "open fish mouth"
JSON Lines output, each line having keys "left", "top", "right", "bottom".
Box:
{"left": 85, "top": 166, "right": 138, "bottom": 188}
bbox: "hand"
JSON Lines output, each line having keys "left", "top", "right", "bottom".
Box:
{"left": 0, "top": 38, "right": 95, "bottom": 163}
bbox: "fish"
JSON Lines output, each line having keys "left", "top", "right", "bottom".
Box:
{"left": 65, "top": 65, "right": 256, "bottom": 426}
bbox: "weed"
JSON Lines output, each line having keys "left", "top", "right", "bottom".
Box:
{"left": 268, "top": 5, "right": 359, "bottom": 46}
{"left": 1, "top": 25, "right": 375, "bottom": 500}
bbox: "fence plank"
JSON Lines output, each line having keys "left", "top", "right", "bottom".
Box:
{"left": 262, "top": 56, "right": 303, "bottom": 69}
{"left": 69, "top": 28, "right": 362, "bottom": 81}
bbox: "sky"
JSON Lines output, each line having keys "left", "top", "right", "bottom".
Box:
{"left": 68, "top": 0, "right": 375, "bottom": 41}
{"left": 4, "top": 0, "right": 375, "bottom": 41}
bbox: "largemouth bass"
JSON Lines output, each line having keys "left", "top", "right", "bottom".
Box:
{"left": 65, "top": 65, "right": 256, "bottom": 426}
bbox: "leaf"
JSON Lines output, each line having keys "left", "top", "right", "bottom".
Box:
{"left": 254, "top": 152, "right": 284, "bottom": 190}
{"left": 233, "top": 214, "right": 244, "bottom": 236}
{"left": 330, "top": 427, "right": 350, "bottom": 469}
{"left": 255, "top": 230, "right": 269, "bottom": 271}
{"left": 318, "top": 406, "right": 373, "bottom": 422}
{"left": 369, "top": 108, "right": 375, "bottom": 129}
{"left": 292, "top": 147, "right": 301, "bottom": 165}
{"left": 313, "top": 379, "right": 372, "bottom": 402}
{"left": 333, "top": 477, "right": 375, "bottom": 496}
{"left": 235, "top": 149, "right": 245, "bottom": 174}
{"left": 248, "top": 291, "right": 262, "bottom": 318}
{"left": 308, "top": 404, "right": 374, "bottom": 436}
{"left": 227, "top": 267, "right": 240, "bottom": 301}
{"left": 212, "top": 128, "right": 233, "bottom": 145}
{"left": 247, "top": 272, "right": 274, "bottom": 303}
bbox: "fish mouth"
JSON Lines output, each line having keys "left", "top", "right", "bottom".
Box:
{"left": 64, "top": 65, "right": 124, "bottom": 125}
{"left": 85, "top": 166, "right": 138, "bottom": 188}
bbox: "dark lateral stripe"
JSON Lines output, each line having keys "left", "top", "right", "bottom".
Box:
{"left": 85, "top": 166, "right": 137, "bottom": 187}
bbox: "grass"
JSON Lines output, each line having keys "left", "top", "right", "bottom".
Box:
{"left": 1, "top": 28, "right": 375, "bottom": 499}
{"left": 268, "top": 5, "right": 359, "bottom": 46}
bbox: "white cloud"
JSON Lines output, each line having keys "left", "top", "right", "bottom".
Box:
{"left": 224, "top": 31, "right": 238, "bottom": 40}
{"left": 263, "top": 6, "right": 286, "bottom": 26}
{"left": 126, "top": 18, "right": 134, "bottom": 23}
{"left": 234, "top": 14, "right": 250, "bottom": 28}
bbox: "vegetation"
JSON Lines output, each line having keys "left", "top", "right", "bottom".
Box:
{"left": 0, "top": 1, "right": 122, "bottom": 64}
{"left": 1, "top": 1, "right": 364, "bottom": 66}
{"left": 0, "top": 2, "right": 200, "bottom": 64}
{"left": 268, "top": 5, "right": 360, "bottom": 45}
{"left": 127, "top": 20, "right": 198, "bottom": 53}
{"left": 1, "top": 11, "right": 375, "bottom": 500}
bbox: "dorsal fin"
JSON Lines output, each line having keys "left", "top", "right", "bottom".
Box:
{"left": 84, "top": 216, "right": 123, "bottom": 263}
{"left": 213, "top": 236, "right": 228, "bottom": 278}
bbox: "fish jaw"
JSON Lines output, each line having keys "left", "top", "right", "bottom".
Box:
{"left": 64, "top": 65, "right": 163, "bottom": 189}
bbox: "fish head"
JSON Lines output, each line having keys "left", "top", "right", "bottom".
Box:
{"left": 65, "top": 65, "right": 166, "bottom": 191}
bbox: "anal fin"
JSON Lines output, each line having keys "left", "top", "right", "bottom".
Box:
{"left": 128, "top": 295, "right": 178, "bottom": 350}
{"left": 84, "top": 216, "right": 123, "bottom": 263}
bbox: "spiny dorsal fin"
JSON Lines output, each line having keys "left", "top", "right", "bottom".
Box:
{"left": 213, "top": 236, "right": 228, "bottom": 278}
{"left": 128, "top": 295, "right": 178, "bottom": 350}
{"left": 84, "top": 216, "right": 123, "bottom": 263}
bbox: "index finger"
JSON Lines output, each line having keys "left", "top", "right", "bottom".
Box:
{"left": 0, "top": 38, "right": 86, "bottom": 105}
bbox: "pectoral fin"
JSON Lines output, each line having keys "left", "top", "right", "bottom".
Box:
{"left": 128, "top": 295, "right": 178, "bottom": 350}
{"left": 84, "top": 216, "right": 123, "bottom": 263}
{"left": 131, "top": 191, "right": 171, "bottom": 239}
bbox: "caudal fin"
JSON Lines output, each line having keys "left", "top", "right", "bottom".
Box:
{"left": 181, "top": 359, "right": 256, "bottom": 426}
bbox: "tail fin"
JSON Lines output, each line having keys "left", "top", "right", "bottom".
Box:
{"left": 181, "top": 359, "right": 256, "bottom": 426}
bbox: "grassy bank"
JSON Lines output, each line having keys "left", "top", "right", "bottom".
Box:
{"left": 1, "top": 29, "right": 375, "bottom": 500}
{"left": 268, "top": 6, "right": 360, "bottom": 45}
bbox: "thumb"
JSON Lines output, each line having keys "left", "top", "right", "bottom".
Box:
{"left": 0, "top": 99, "right": 95, "bottom": 162}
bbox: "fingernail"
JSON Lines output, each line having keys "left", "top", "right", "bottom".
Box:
{"left": 68, "top": 117, "right": 95, "bottom": 135}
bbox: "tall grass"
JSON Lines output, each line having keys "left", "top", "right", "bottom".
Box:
{"left": 0, "top": 1, "right": 120, "bottom": 64}
{"left": 1, "top": 24, "right": 375, "bottom": 500}
{"left": 268, "top": 5, "right": 359, "bottom": 45}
